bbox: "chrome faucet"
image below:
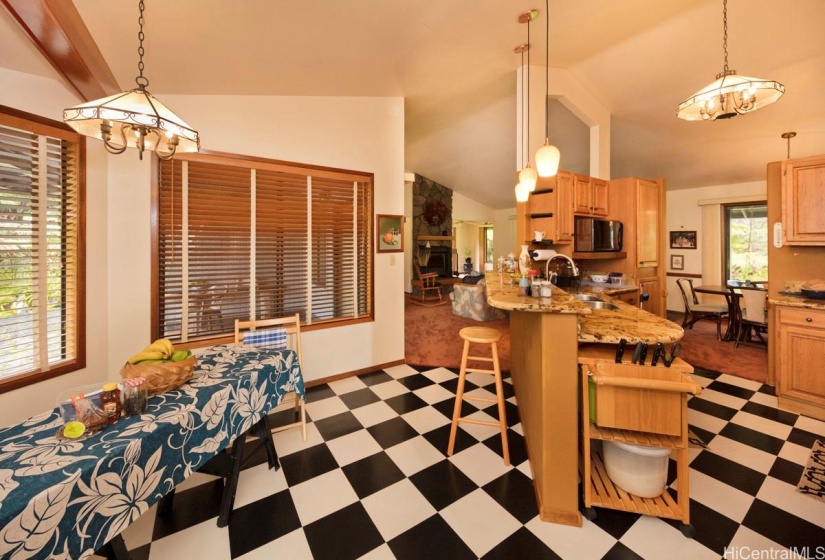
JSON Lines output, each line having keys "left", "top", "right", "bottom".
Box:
{"left": 546, "top": 254, "right": 579, "bottom": 278}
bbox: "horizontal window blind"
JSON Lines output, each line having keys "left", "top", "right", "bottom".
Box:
{"left": 0, "top": 107, "right": 84, "bottom": 391}
{"left": 156, "top": 153, "right": 373, "bottom": 343}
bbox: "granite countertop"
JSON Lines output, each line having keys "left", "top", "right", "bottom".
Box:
{"left": 485, "top": 273, "right": 684, "bottom": 344}
{"left": 769, "top": 292, "right": 825, "bottom": 311}
{"left": 578, "top": 281, "right": 639, "bottom": 296}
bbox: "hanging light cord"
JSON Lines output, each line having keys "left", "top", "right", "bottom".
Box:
{"left": 544, "top": 0, "right": 549, "bottom": 140}
{"left": 721, "top": 0, "right": 729, "bottom": 74}
{"left": 136, "top": 0, "right": 149, "bottom": 90}
{"left": 526, "top": 16, "right": 531, "bottom": 162}
{"left": 521, "top": 47, "right": 526, "bottom": 170}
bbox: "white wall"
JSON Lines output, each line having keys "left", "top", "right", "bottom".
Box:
{"left": 0, "top": 68, "right": 406, "bottom": 425}
{"left": 0, "top": 68, "right": 110, "bottom": 426}
{"left": 494, "top": 207, "right": 518, "bottom": 262}
{"left": 666, "top": 181, "right": 767, "bottom": 311}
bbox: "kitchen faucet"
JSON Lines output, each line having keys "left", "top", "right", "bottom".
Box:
{"left": 546, "top": 254, "right": 579, "bottom": 279}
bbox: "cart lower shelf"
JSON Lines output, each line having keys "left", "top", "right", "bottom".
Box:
{"left": 585, "top": 450, "right": 684, "bottom": 521}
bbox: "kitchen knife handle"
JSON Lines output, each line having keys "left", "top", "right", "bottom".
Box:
{"left": 631, "top": 342, "right": 643, "bottom": 364}
{"left": 615, "top": 338, "right": 627, "bottom": 363}
{"left": 638, "top": 343, "right": 648, "bottom": 365}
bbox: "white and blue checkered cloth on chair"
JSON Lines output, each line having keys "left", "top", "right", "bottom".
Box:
{"left": 243, "top": 327, "right": 288, "bottom": 350}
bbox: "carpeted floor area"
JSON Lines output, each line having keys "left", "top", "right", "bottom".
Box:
{"left": 405, "top": 293, "right": 767, "bottom": 384}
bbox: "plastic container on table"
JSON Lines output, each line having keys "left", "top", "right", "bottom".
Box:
{"left": 603, "top": 440, "right": 670, "bottom": 498}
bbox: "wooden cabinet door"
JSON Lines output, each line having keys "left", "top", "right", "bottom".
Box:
{"left": 556, "top": 172, "right": 574, "bottom": 243}
{"left": 782, "top": 155, "right": 825, "bottom": 245}
{"left": 573, "top": 174, "right": 592, "bottom": 214}
{"left": 636, "top": 179, "right": 660, "bottom": 268}
{"left": 591, "top": 178, "right": 609, "bottom": 216}
{"left": 638, "top": 277, "right": 661, "bottom": 317}
{"left": 778, "top": 307, "right": 825, "bottom": 411}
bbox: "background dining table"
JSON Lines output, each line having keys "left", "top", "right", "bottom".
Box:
{"left": 0, "top": 344, "right": 303, "bottom": 560}
{"left": 693, "top": 284, "right": 766, "bottom": 342}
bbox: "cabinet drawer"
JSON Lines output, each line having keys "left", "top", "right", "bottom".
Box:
{"left": 778, "top": 306, "right": 825, "bottom": 329}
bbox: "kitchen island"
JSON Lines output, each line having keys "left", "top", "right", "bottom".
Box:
{"left": 485, "top": 272, "right": 684, "bottom": 526}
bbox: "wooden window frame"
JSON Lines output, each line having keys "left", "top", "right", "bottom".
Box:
{"left": 150, "top": 151, "right": 375, "bottom": 348}
{"left": 0, "top": 105, "right": 86, "bottom": 393}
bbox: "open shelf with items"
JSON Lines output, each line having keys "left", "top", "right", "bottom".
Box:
{"left": 578, "top": 344, "right": 702, "bottom": 538}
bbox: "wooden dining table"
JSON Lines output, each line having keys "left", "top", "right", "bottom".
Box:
{"left": 693, "top": 284, "right": 766, "bottom": 342}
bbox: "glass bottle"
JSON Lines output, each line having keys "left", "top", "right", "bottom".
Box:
{"left": 100, "top": 382, "right": 122, "bottom": 424}
{"left": 123, "top": 377, "right": 148, "bottom": 417}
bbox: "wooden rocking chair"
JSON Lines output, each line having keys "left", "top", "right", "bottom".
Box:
{"left": 412, "top": 258, "right": 443, "bottom": 304}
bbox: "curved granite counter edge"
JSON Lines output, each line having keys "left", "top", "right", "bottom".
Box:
{"left": 485, "top": 272, "right": 684, "bottom": 344}
{"left": 769, "top": 294, "right": 825, "bottom": 311}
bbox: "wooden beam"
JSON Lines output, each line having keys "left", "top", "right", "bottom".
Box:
{"left": 1, "top": 0, "right": 120, "bottom": 101}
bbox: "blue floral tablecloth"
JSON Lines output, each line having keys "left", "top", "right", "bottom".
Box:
{"left": 0, "top": 344, "right": 304, "bottom": 560}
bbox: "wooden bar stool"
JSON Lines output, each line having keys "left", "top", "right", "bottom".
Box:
{"left": 447, "top": 326, "right": 510, "bottom": 465}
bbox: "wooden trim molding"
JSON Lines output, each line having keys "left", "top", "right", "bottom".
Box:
{"left": 1, "top": 0, "right": 119, "bottom": 101}
{"left": 666, "top": 272, "right": 702, "bottom": 279}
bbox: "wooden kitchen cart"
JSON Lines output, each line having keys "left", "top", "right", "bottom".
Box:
{"left": 577, "top": 345, "right": 702, "bottom": 537}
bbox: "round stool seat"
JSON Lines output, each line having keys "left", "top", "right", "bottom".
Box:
{"left": 459, "top": 326, "right": 502, "bottom": 344}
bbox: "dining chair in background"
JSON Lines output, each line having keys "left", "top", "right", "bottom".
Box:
{"left": 676, "top": 278, "right": 729, "bottom": 340}
{"left": 735, "top": 287, "right": 768, "bottom": 349}
{"left": 235, "top": 314, "right": 307, "bottom": 440}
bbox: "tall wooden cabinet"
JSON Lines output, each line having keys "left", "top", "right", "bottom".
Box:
{"left": 608, "top": 177, "right": 666, "bottom": 317}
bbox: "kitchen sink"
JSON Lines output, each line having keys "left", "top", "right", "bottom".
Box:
{"left": 582, "top": 300, "right": 619, "bottom": 310}
{"left": 570, "top": 293, "right": 604, "bottom": 301}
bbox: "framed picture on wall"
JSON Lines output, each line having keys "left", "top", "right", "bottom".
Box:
{"left": 669, "top": 230, "right": 697, "bottom": 249}
{"left": 670, "top": 254, "right": 684, "bottom": 270}
{"left": 376, "top": 214, "right": 404, "bottom": 253}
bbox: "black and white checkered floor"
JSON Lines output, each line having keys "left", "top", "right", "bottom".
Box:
{"left": 99, "top": 364, "right": 825, "bottom": 560}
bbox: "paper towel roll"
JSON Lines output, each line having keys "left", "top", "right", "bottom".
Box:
{"left": 530, "top": 249, "right": 557, "bottom": 261}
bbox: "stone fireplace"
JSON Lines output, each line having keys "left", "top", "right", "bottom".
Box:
{"left": 412, "top": 174, "right": 454, "bottom": 278}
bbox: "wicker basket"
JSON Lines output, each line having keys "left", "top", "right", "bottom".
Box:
{"left": 119, "top": 355, "right": 197, "bottom": 396}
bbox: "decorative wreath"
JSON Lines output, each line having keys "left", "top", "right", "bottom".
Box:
{"left": 423, "top": 200, "right": 449, "bottom": 227}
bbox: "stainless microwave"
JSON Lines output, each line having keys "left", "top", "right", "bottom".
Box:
{"left": 574, "top": 217, "right": 623, "bottom": 252}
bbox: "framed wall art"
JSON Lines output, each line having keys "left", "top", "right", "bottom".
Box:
{"left": 670, "top": 254, "right": 684, "bottom": 270}
{"left": 376, "top": 214, "right": 404, "bottom": 253}
{"left": 669, "top": 230, "right": 697, "bottom": 249}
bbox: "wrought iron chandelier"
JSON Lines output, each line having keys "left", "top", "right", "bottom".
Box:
{"left": 63, "top": 0, "right": 199, "bottom": 159}
{"left": 677, "top": 0, "right": 784, "bottom": 121}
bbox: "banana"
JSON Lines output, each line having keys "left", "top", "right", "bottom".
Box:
{"left": 171, "top": 349, "right": 191, "bottom": 362}
{"left": 135, "top": 358, "right": 170, "bottom": 364}
{"left": 144, "top": 338, "right": 173, "bottom": 358}
{"left": 127, "top": 350, "right": 166, "bottom": 364}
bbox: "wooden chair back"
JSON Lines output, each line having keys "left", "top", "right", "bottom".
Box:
{"left": 234, "top": 313, "right": 303, "bottom": 367}
{"left": 739, "top": 287, "right": 767, "bottom": 325}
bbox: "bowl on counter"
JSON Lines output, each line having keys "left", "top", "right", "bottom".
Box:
{"left": 590, "top": 274, "right": 610, "bottom": 283}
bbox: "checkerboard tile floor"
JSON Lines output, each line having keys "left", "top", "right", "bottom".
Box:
{"left": 97, "top": 364, "right": 825, "bottom": 560}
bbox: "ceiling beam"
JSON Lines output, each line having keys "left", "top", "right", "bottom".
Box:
{"left": 1, "top": 0, "right": 119, "bottom": 101}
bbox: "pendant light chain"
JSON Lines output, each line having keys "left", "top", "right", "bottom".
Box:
{"left": 721, "top": 0, "right": 729, "bottom": 74}
{"left": 521, "top": 48, "right": 526, "bottom": 170}
{"left": 136, "top": 0, "right": 149, "bottom": 89}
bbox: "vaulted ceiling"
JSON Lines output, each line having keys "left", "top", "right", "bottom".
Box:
{"left": 2, "top": 0, "right": 824, "bottom": 209}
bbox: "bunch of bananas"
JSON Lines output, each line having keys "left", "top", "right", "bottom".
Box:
{"left": 127, "top": 338, "right": 192, "bottom": 365}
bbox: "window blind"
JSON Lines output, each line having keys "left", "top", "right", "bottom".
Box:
{"left": 156, "top": 153, "right": 373, "bottom": 343}
{"left": 0, "top": 107, "right": 84, "bottom": 391}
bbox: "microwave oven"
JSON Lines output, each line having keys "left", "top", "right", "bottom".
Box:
{"left": 574, "top": 217, "right": 623, "bottom": 252}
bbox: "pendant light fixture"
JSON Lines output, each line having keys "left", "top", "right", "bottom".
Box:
{"left": 514, "top": 42, "right": 531, "bottom": 203}
{"left": 518, "top": 10, "right": 538, "bottom": 192}
{"left": 64, "top": 0, "right": 199, "bottom": 159}
{"left": 535, "top": 0, "right": 560, "bottom": 177}
{"left": 677, "top": 0, "right": 784, "bottom": 121}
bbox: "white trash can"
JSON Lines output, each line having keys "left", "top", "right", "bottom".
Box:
{"left": 603, "top": 440, "right": 670, "bottom": 498}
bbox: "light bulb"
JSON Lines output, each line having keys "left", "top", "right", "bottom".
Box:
{"left": 535, "top": 140, "right": 560, "bottom": 177}
{"left": 515, "top": 182, "right": 529, "bottom": 202}
{"left": 519, "top": 165, "right": 538, "bottom": 192}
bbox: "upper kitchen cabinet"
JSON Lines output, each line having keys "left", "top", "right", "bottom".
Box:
{"left": 782, "top": 154, "right": 825, "bottom": 245}
{"left": 573, "top": 174, "right": 609, "bottom": 217}
{"left": 636, "top": 179, "right": 661, "bottom": 268}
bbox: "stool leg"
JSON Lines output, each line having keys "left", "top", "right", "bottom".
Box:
{"left": 447, "top": 339, "right": 471, "bottom": 456}
{"left": 491, "top": 341, "right": 510, "bottom": 466}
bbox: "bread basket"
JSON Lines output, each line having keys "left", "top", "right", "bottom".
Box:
{"left": 119, "top": 356, "right": 197, "bottom": 396}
